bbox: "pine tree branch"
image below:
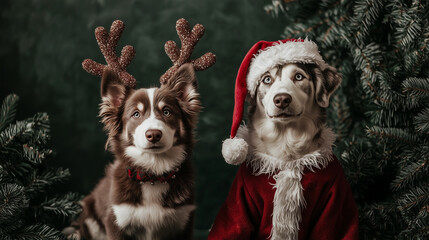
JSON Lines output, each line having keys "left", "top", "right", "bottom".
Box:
{"left": 22, "top": 145, "right": 52, "bottom": 165}
{"left": 35, "top": 193, "right": 82, "bottom": 219}
{"left": 353, "top": 43, "right": 382, "bottom": 75}
{"left": 351, "top": 0, "right": 385, "bottom": 42}
{"left": 392, "top": 158, "right": 428, "bottom": 191}
{"left": 28, "top": 113, "right": 50, "bottom": 141}
{"left": 366, "top": 126, "right": 418, "bottom": 143}
{"left": 392, "top": 3, "right": 423, "bottom": 47}
{"left": 0, "top": 120, "right": 33, "bottom": 150}
{"left": 368, "top": 108, "right": 415, "bottom": 128}
{"left": 339, "top": 140, "right": 381, "bottom": 188}
{"left": 362, "top": 202, "right": 403, "bottom": 236}
{"left": 1, "top": 160, "right": 35, "bottom": 182}
{"left": 328, "top": 93, "right": 352, "bottom": 140}
{"left": 0, "top": 94, "right": 19, "bottom": 132}
{"left": 25, "top": 168, "right": 72, "bottom": 198}
{"left": 0, "top": 219, "right": 25, "bottom": 236}
{"left": 415, "top": 107, "right": 429, "bottom": 133}
{"left": 419, "top": 27, "right": 429, "bottom": 51}
{"left": 320, "top": 0, "right": 343, "bottom": 10}
{"left": 264, "top": 0, "right": 286, "bottom": 17}
{"left": 398, "top": 185, "right": 429, "bottom": 211}
{"left": 6, "top": 224, "right": 64, "bottom": 240}
{"left": 0, "top": 94, "right": 79, "bottom": 235}
{"left": 0, "top": 184, "right": 28, "bottom": 225}
{"left": 322, "top": 16, "right": 347, "bottom": 43}
{"left": 282, "top": 19, "right": 328, "bottom": 38}
{"left": 0, "top": 113, "right": 49, "bottom": 153}
{"left": 402, "top": 77, "right": 429, "bottom": 98}
{"left": 373, "top": 83, "right": 421, "bottom": 110}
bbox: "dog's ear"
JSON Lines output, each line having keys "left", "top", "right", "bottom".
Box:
{"left": 100, "top": 68, "right": 126, "bottom": 108}
{"left": 165, "top": 63, "right": 201, "bottom": 128}
{"left": 314, "top": 66, "right": 342, "bottom": 108}
{"left": 99, "top": 68, "right": 128, "bottom": 148}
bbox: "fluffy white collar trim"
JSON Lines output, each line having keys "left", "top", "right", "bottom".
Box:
{"left": 239, "top": 126, "right": 335, "bottom": 239}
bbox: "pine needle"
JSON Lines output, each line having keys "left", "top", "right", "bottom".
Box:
{"left": 0, "top": 94, "right": 19, "bottom": 132}
{"left": 415, "top": 107, "right": 429, "bottom": 133}
{"left": 366, "top": 126, "right": 418, "bottom": 143}
{"left": 402, "top": 77, "right": 429, "bottom": 98}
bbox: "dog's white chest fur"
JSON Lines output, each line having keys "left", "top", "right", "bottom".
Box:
{"left": 112, "top": 183, "right": 195, "bottom": 239}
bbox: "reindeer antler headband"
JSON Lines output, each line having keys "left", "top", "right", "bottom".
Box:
{"left": 82, "top": 19, "right": 216, "bottom": 88}
{"left": 82, "top": 20, "right": 136, "bottom": 88}
{"left": 160, "top": 18, "right": 216, "bottom": 84}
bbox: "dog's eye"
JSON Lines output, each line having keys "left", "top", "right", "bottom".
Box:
{"left": 163, "top": 108, "right": 171, "bottom": 117}
{"left": 262, "top": 76, "right": 272, "bottom": 85}
{"left": 295, "top": 73, "right": 304, "bottom": 81}
{"left": 132, "top": 111, "right": 140, "bottom": 118}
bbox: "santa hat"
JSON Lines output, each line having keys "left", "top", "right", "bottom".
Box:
{"left": 222, "top": 38, "right": 328, "bottom": 165}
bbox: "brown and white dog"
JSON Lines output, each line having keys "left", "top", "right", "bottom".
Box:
{"left": 74, "top": 64, "right": 200, "bottom": 240}
{"left": 66, "top": 19, "right": 215, "bottom": 240}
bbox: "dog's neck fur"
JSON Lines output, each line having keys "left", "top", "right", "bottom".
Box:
{"left": 124, "top": 144, "right": 187, "bottom": 175}
{"left": 245, "top": 102, "right": 333, "bottom": 240}
{"left": 249, "top": 101, "right": 324, "bottom": 161}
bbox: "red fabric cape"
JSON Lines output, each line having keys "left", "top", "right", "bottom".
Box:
{"left": 208, "top": 156, "right": 359, "bottom": 240}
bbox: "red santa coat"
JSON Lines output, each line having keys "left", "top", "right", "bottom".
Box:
{"left": 208, "top": 156, "right": 359, "bottom": 240}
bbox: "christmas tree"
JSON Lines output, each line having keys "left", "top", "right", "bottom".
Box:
{"left": 0, "top": 94, "right": 81, "bottom": 239}
{"left": 265, "top": 0, "right": 429, "bottom": 238}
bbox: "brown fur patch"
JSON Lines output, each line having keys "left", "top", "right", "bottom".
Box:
{"left": 99, "top": 69, "right": 131, "bottom": 150}
{"left": 122, "top": 89, "right": 152, "bottom": 145}
{"left": 161, "top": 64, "right": 201, "bottom": 129}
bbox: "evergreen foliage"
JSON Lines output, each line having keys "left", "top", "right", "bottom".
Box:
{"left": 0, "top": 94, "right": 81, "bottom": 239}
{"left": 265, "top": 0, "right": 429, "bottom": 238}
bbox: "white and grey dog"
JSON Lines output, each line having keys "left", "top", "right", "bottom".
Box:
{"left": 248, "top": 62, "right": 341, "bottom": 162}
{"left": 210, "top": 40, "right": 359, "bottom": 240}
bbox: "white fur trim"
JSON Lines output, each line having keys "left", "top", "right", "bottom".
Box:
{"left": 247, "top": 127, "right": 335, "bottom": 239}
{"left": 222, "top": 137, "right": 248, "bottom": 165}
{"left": 271, "top": 168, "right": 304, "bottom": 240}
{"left": 247, "top": 39, "right": 328, "bottom": 97}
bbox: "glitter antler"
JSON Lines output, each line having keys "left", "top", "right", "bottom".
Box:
{"left": 82, "top": 20, "right": 137, "bottom": 88}
{"left": 160, "top": 18, "right": 216, "bottom": 84}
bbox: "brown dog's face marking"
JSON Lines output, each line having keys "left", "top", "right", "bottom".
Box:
{"left": 122, "top": 88, "right": 183, "bottom": 154}
{"left": 256, "top": 63, "right": 315, "bottom": 121}
{"left": 99, "top": 64, "right": 200, "bottom": 174}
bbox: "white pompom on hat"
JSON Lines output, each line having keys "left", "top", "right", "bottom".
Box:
{"left": 222, "top": 38, "right": 327, "bottom": 165}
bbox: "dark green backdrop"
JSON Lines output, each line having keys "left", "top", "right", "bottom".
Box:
{"left": 0, "top": 0, "right": 287, "bottom": 236}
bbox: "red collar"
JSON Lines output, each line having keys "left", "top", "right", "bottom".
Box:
{"left": 127, "top": 167, "right": 179, "bottom": 184}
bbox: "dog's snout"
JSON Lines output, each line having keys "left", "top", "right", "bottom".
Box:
{"left": 145, "top": 129, "right": 162, "bottom": 143}
{"left": 273, "top": 93, "right": 292, "bottom": 109}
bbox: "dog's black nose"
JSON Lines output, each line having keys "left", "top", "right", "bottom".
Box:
{"left": 145, "top": 129, "right": 162, "bottom": 143}
{"left": 273, "top": 93, "right": 292, "bottom": 109}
